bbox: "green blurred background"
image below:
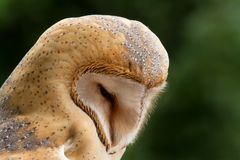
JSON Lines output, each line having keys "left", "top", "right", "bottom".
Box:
{"left": 0, "top": 0, "right": 239, "bottom": 159}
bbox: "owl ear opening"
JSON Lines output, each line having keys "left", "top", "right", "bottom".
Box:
{"left": 98, "top": 84, "right": 115, "bottom": 106}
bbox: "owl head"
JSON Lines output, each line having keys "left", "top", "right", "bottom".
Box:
{"left": 0, "top": 15, "right": 169, "bottom": 159}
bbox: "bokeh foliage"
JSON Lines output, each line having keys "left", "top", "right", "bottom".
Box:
{"left": 0, "top": 0, "right": 239, "bottom": 160}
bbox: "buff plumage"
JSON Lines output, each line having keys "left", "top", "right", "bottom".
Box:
{"left": 0, "top": 15, "right": 169, "bottom": 160}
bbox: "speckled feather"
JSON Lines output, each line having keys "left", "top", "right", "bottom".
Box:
{"left": 0, "top": 15, "right": 169, "bottom": 160}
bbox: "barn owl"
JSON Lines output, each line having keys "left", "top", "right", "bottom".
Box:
{"left": 0, "top": 15, "right": 169, "bottom": 160}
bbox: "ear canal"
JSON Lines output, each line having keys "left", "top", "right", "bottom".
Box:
{"left": 98, "top": 84, "right": 115, "bottom": 106}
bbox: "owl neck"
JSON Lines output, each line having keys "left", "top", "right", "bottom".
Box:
{"left": 0, "top": 47, "right": 81, "bottom": 116}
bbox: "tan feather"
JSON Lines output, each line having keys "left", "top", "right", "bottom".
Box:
{"left": 0, "top": 15, "right": 169, "bottom": 160}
